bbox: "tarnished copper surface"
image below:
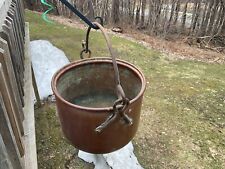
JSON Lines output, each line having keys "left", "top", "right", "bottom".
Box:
{"left": 51, "top": 58, "right": 146, "bottom": 154}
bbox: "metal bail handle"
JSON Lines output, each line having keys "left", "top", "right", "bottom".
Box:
{"left": 85, "top": 22, "right": 133, "bottom": 133}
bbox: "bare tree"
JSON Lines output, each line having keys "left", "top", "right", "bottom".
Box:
{"left": 112, "top": 0, "right": 120, "bottom": 24}
{"left": 140, "top": 0, "right": 146, "bottom": 27}
{"left": 181, "top": 0, "right": 189, "bottom": 31}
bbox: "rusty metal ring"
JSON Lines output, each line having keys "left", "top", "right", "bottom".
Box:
{"left": 80, "top": 49, "right": 91, "bottom": 59}
{"left": 94, "top": 16, "right": 103, "bottom": 26}
{"left": 113, "top": 98, "right": 129, "bottom": 115}
{"left": 113, "top": 99, "right": 123, "bottom": 111}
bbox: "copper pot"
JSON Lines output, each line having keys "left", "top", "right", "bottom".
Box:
{"left": 52, "top": 57, "right": 146, "bottom": 153}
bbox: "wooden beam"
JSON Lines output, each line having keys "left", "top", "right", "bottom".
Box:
{"left": 23, "top": 22, "right": 38, "bottom": 169}
{"left": 0, "top": 48, "right": 25, "bottom": 127}
{"left": 0, "top": 32, "right": 24, "bottom": 106}
{"left": 0, "top": 37, "right": 24, "bottom": 118}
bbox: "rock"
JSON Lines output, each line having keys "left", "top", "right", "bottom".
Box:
{"left": 112, "top": 27, "right": 123, "bottom": 33}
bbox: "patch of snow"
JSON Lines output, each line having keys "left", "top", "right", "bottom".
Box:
{"left": 78, "top": 142, "right": 143, "bottom": 169}
{"left": 30, "top": 40, "right": 69, "bottom": 99}
{"left": 78, "top": 152, "right": 110, "bottom": 169}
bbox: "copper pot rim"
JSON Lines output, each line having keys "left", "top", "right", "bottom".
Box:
{"left": 51, "top": 57, "right": 146, "bottom": 112}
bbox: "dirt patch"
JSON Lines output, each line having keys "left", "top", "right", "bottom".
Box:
{"left": 50, "top": 15, "right": 86, "bottom": 30}
{"left": 121, "top": 30, "right": 225, "bottom": 64}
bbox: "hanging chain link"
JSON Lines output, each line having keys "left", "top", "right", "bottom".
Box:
{"left": 80, "top": 17, "right": 103, "bottom": 59}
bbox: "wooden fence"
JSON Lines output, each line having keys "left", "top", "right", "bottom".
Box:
{"left": 0, "top": 0, "right": 37, "bottom": 168}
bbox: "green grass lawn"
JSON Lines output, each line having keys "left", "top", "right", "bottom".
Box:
{"left": 26, "top": 10, "right": 225, "bottom": 169}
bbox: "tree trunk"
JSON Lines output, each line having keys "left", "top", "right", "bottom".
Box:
{"left": 197, "top": 1, "right": 208, "bottom": 36}
{"left": 78, "top": 0, "right": 85, "bottom": 13}
{"left": 200, "top": 0, "right": 215, "bottom": 36}
{"left": 206, "top": 0, "right": 220, "bottom": 35}
{"left": 85, "top": 0, "right": 94, "bottom": 21}
{"left": 190, "top": 0, "right": 201, "bottom": 35}
{"left": 152, "top": 0, "right": 163, "bottom": 34}
{"left": 181, "top": 0, "right": 189, "bottom": 30}
{"left": 135, "top": 6, "right": 140, "bottom": 25}
{"left": 173, "top": 0, "right": 181, "bottom": 25}
{"left": 147, "top": 0, "right": 154, "bottom": 27}
{"left": 112, "top": 0, "right": 120, "bottom": 24}
{"left": 211, "top": 4, "right": 224, "bottom": 35}
{"left": 140, "top": 0, "right": 146, "bottom": 27}
{"left": 166, "top": 0, "right": 176, "bottom": 32}
{"left": 132, "top": 0, "right": 137, "bottom": 22}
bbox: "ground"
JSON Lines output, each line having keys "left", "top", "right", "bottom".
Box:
{"left": 26, "top": 10, "right": 225, "bottom": 169}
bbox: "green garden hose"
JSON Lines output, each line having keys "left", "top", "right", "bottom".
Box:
{"left": 40, "top": 0, "right": 54, "bottom": 23}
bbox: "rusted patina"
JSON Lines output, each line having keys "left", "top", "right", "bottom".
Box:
{"left": 52, "top": 58, "right": 146, "bottom": 154}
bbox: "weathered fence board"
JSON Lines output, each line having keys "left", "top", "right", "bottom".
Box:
{"left": 0, "top": 93, "right": 23, "bottom": 169}
{"left": 5, "top": 15, "right": 24, "bottom": 63}
{"left": 0, "top": 62, "right": 24, "bottom": 156}
{"left": 0, "top": 49, "right": 24, "bottom": 129}
{"left": 8, "top": 7, "right": 24, "bottom": 57}
{"left": 0, "top": 37, "right": 24, "bottom": 115}
{"left": 0, "top": 26, "right": 25, "bottom": 99}
{"left": 12, "top": 0, "right": 25, "bottom": 36}
{"left": 4, "top": 19, "right": 25, "bottom": 73}
{"left": 0, "top": 0, "right": 12, "bottom": 27}
{"left": 0, "top": 35, "right": 25, "bottom": 106}
{"left": 6, "top": 15, "right": 23, "bottom": 63}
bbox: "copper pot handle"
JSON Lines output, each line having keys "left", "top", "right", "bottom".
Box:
{"left": 81, "top": 22, "right": 133, "bottom": 132}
